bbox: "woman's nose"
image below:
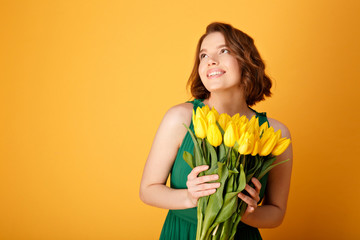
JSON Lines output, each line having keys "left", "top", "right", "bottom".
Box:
{"left": 207, "top": 56, "right": 219, "bottom": 66}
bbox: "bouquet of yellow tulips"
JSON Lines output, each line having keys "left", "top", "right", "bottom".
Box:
{"left": 183, "top": 105, "right": 291, "bottom": 240}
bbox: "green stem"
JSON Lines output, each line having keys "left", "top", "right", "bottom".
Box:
{"left": 202, "top": 139, "right": 207, "bottom": 165}
{"left": 226, "top": 147, "right": 233, "bottom": 167}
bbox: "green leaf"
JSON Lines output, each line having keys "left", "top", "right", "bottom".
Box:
{"left": 218, "top": 144, "right": 226, "bottom": 163}
{"left": 229, "top": 213, "right": 242, "bottom": 240}
{"left": 205, "top": 139, "right": 218, "bottom": 170}
{"left": 196, "top": 198, "right": 204, "bottom": 239}
{"left": 237, "top": 164, "right": 246, "bottom": 192}
{"left": 257, "top": 159, "right": 289, "bottom": 180}
{"left": 205, "top": 164, "right": 218, "bottom": 177}
{"left": 200, "top": 162, "right": 229, "bottom": 240}
{"left": 183, "top": 123, "right": 205, "bottom": 167}
{"left": 260, "top": 156, "right": 277, "bottom": 173}
{"left": 183, "top": 151, "right": 194, "bottom": 169}
{"left": 233, "top": 140, "right": 240, "bottom": 153}
{"left": 213, "top": 191, "right": 239, "bottom": 224}
{"left": 220, "top": 214, "right": 235, "bottom": 239}
{"left": 216, "top": 121, "right": 225, "bottom": 135}
{"left": 231, "top": 148, "right": 238, "bottom": 169}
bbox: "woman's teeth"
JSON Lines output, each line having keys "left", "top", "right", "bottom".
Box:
{"left": 208, "top": 71, "right": 224, "bottom": 77}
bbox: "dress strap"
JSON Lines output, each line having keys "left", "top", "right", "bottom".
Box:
{"left": 248, "top": 106, "right": 270, "bottom": 127}
{"left": 186, "top": 98, "right": 205, "bottom": 110}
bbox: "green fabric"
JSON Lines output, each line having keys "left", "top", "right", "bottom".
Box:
{"left": 160, "top": 99, "right": 270, "bottom": 240}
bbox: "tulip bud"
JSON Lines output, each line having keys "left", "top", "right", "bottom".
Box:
{"left": 201, "top": 105, "right": 210, "bottom": 117}
{"left": 196, "top": 107, "right": 206, "bottom": 120}
{"left": 259, "top": 134, "right": 277, "bottom": 156}
{"left": 260, "top": 127, "right": 275, "bottom": 146}
{"left": 194, "top": 117, "right": 207, "bottom": 139}
{"left": 210, "top": 107, "right": 219, "bottom": 120}
{"left": 207, "top": 123, "right": 222, "bottom": 147}
{"left": 247, "top": 115, "right": 257, "bottom": 130}
{"left": 218, "top": 113, "right": 231, "bottom": 132}
{"left": 274, "top": 129, "right": 282, "bottom": 142}
{"left": 238, "top": 132, "right": 255, "bottom": 155}
{"left": 224, "top": 121, "right": 236, "bottom": 147}
{"left": 239, "top": 115, "right": 248, "bottom": 124}
{"left": 251, "top": 139, "right": 259, "bottom": 156}
{"left": 238, "top": 122, "right": 247, "bottom": 137}
{"left": 206, "top": 111, "right": 216, "bottom": 125}
{"left": 259, "top": 122, "right": 268, "bottom": 136}
{"left": 254, "top": 117, "right": 260, "bottom": 133}
{"left": 272, "top": 138, "right": 291, "bottom": 156}
{"left": 231, "top": 113, "right": 240, "bottom": 123}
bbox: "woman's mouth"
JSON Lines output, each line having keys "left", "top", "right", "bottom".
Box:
{"left": 207, "top": 70, "right": 226, "bottom": 79}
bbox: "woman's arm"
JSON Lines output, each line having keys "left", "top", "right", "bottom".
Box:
{"left": 139, "top": 103, "right": 220, "bottom": 209}
{"left": 239, "top": 118, "right": 293, "bottom": 228}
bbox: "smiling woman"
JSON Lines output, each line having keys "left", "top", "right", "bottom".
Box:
{"left": 139, "top": 22, "right": 293, "bottom": 240}
{"left": 198, "top": 32, "right": 242, "bottom": 94}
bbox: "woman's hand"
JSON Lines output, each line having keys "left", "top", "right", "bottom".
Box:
{"left": 238, "top": 177, "right": 262, "bottom": 220}
{"left": 186, "top": 165, "right": 220, "bottom": 208}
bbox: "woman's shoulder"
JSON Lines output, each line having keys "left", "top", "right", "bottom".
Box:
{"left": 165, "top": 102, "right": 193, "bottom": 119}
{"left": 161, "top": 102, "right": 193, "bottom": 129}
{"left": 267, "top": 117, "right": 292, "bottom": 139}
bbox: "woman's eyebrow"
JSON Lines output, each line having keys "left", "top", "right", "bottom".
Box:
{"left": 199, "top": 44, "right": 228, "bottom": 54}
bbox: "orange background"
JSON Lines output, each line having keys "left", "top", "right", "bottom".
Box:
{"left": 1, "top": 0, "right": 360, "bottom": 239}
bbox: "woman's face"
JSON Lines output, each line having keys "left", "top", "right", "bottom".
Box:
{"left": 198, "top": 32, "right": 242, "bottom": 94}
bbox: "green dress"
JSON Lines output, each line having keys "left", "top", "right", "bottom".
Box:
{"left": 160, "top": 99, "right": 270, "bottom": 240}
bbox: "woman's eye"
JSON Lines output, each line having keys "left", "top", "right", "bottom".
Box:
{"left": 221, "top": 48, "right": 230, "bottom": 54}
{"left": 200, "top": 54, "right": 208, "bottom": 59}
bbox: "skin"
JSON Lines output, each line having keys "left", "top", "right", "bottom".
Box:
{"left": 139, "top": 32, "right": 293, "bottom": 228}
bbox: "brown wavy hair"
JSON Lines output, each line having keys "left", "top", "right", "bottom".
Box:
{"left": 187, "top": 22, "right": 272, "bottom": 106}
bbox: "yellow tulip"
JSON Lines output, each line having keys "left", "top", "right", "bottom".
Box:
{"left": 259, "top": 122, "right": 268, "bottom": 135}
{"left": 239, "top": 115, "right": 248, "bottom": 124}
{"left": 211, "top": 107, "right": 219, "bottom": 120}
{"left": 272, "top": 138, "right": 291, "bottom": 156}
{"left": 260, "top": 127, "right": 274, "bottom": 146}
{"left": 246, "top": 120, "right": 257, "bottom": 135}
{"left": 238, "top": 132, "right": 255, "bottom": 155}
{"left": 254, "top": 117, "right": 260, "bottom": 133}
{"left": 231, "top": 113, "right": 240, "bottom": 123}
{"left": 238, "top": 122, "right": 247, "bottom": 137}
{"left": 259, "top": 134, "right": 277, "bottom": 156}
{"left": 194, "top": 117, "right": 207, "bottom": 139}
{"left": 201, "top": 105, "right": 210, "bottom": 117}
{"left": 206, "top": 111, "right": 217, "bottom": 125}
{"left": 218, "top": 113, "right": 231, "bottom": 131}
{"left": 274, "top": 129, "right": 282, "bottom": 141}
{"left": 224, "top": 121, "right": 236, "bottom": 147}
{"left": 247, "top": 115, "right": 257, "bottom": 130}
{"left": 251, "top": 139, "right": 259, "bottom": 156}
{"left": 207, "top": 123, "right": 222, "bottom": 147}
{"left": 196, "top": 107, "right": 206, "bottom": 120}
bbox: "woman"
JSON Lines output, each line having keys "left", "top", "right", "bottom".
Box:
{"left": 139, "top": 22, "right": 293, "bottom": 239}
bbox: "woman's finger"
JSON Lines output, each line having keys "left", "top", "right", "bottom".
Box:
{"left": 191, "top": 182, "right": 220, "bottom": 192}
{"left": 251, "top": 178, "right": 262, "bottom": 193}
{"left": 244, "top": 184, "right": 260, "bottom": 203}
{"left": 193, "top": 189, "right": 216, "bottom": 198}
{"left": 187, "top": 165, "right": 209, "bottom": 181}
{"left": 193, "top": 174, "right": 219, "bottom": 185}
{"left": 238, "top": 192, "right": 257, "bottom": 208}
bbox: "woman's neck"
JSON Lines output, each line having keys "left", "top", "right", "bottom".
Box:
{"left": 202, "top": 92, "right": 255, "bottom": 119}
